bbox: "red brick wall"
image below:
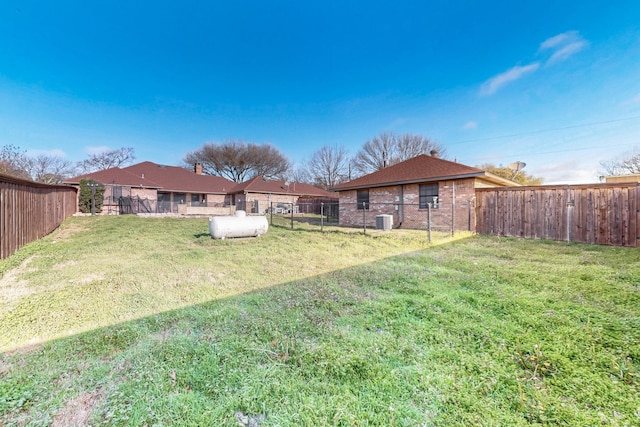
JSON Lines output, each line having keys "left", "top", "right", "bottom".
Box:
{"left": 338, "top": 178, "right": 477, "bottom": 231}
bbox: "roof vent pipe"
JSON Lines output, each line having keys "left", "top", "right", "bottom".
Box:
{"left": 430, "top": 150, "right": 439, "bottom": 158}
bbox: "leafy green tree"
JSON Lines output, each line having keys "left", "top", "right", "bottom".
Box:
{"left": 78, "top": 179, "right": 105, "bottom": 214}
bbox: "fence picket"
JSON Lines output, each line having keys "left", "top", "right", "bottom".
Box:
{"left": 0, "top": 174, "right": 77, "bottom": 259}
{"left": 476, "top": 183, "right": 638, "bottom": 247}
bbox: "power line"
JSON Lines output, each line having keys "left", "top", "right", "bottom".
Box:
{"left": 448, "top": 115, "right": 640, "bottom": 146}
{"left": 471, "top": 141, "right": 639, "bottom": 162}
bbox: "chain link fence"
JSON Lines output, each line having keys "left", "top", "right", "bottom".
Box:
{"left": 100, "top": 195, "right": 474, "bottom": 242}
{"left": 268, "top": 200, "right": 475, "bottom": 241}
{"left": 100, "top": 196, "right": 230, "bottom": 215}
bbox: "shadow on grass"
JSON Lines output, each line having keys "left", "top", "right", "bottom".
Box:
{"left": 0, "top": 236, "right": 474, "bottom": 426}
{"left": 2, "top": 233, "right": 639, "bottom": 426}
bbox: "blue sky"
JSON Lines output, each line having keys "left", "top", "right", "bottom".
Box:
{"left": 1, "top": 1, "right": 639, "bottom": 183}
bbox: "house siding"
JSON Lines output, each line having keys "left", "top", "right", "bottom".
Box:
{"left": 339, "top": 178, "right": 477, "bottom": 231}
{"left": 236, "top": 192, "right": 299, "bottom": 214}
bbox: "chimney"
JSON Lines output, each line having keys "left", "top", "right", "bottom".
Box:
{"left": 430, "top": 149, "right": 439, "bottom": 158}
{"left": 194, "top": 163, "right": 203, "bottom": 175}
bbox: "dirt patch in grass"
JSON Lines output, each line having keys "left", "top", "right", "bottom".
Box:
{"left": 0, "top": 256, "right": 35, "bottom": 308}
{"left": 51, "top": 388, "right": 105, "bottom": 427}
{"left": 0, "top": 356, "right": 12, "bottom": 375}
{"left": 50, "top": 221, "right": 88, "bottom": 242}
{"left": 151, "top": 328, "right": 174, "bottom": 343}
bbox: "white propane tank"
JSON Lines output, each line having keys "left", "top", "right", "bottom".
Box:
{"left": 209, "top": 210, "right": 269, "bottom": 239}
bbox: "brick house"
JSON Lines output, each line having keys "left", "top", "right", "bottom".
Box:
{"left": 331, "top": 154, "right": 519, "bottom": 231}
{"left": 65, "top": 162, "right": 336, "bottom": 216}
{"left": 229, "top": 176, "right": 337, "bottom": 214}
{"left": 65, "top": 162, "right": 234, "bottom": 214}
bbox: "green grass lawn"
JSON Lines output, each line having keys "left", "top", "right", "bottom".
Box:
{"left": 0, "top": 215, "right": 638, "bottom": 426}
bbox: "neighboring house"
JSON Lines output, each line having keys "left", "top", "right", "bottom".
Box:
{"left": 64, "top": 161, "right": 337, "bottom": 216}
{"left": 331, "top": 154, "right": 519, "bottom": 231}
{"left": 603, "top": 174, "right": 640, "bottom": 183}
{"left": 64, "top": 162, "right": 234, "bottom": 214}
{"left": 228, "top": 176, "right": 337, "bottom": 214}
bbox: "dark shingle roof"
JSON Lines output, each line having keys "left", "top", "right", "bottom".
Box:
{"left": 122, "top": 162, "right": 233, "bottom": 193}
{"left": 332, "top": 154, "right": 513, "bottom": 190}
{"left": 65, "top": 162, "right": 234, "bottom": 193}
{"left": 64, "top": 167, "right": 163, "bottom": 188}
{"left": 230, "top": 176, "right": 337, "bottom": 198}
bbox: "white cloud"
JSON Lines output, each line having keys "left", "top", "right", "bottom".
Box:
{"left": 547, "top": 41, "right": 587, "bottom": 64}
{"left": 25, "top": 148, "right": 67, "bottom": 158}
{"left": 531, "top": 159, "right": 600, "bottom": 184}
{"left": 480, "top": 63, "right": 540, "bottom": 96}
{"left": 540, "top": 31, "right": 587, "bottom": 65}
{"left": 463, "top": 121, "right": 478, "bottom": 130}
{"left": 85, "top": 145, "right": 110, "bottom": 155}
{"left": 540, "top": 31, "right": 578, "bottom": 50}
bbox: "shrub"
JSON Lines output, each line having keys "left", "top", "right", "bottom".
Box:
{"left": 78, "top": 179, "right": 105, "bottom": 214}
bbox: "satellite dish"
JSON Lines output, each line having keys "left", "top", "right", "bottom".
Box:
{"left": 508, "top": 161, "right": 526, "bottom": 171}
{"left": 507, "top": 161, "right": 526, "bottom": 181}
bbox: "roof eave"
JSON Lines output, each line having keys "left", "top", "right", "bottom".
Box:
{"left": 332, "top": 172, "right": 488, "bottom": 191}
{"left": 481, "top": 172, "right": 522, "bottom": 187}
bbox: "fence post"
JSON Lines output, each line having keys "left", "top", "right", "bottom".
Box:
{"left": 427, "top": 202, "right": 432, "bottom": 243}
{"left": 270, "top": 201, "right": 273, "bottom": 225}
{"left": 363, "top": 202, "right": 366, "bottom": 234}
{"left": 566, "top": 199, "right": 574, "bottom": 242}
{"left": 321, "top": 202, "right": 324, "bottom": 232}
{"left": 290, "top": 203, "right": 294, "bottom": 229}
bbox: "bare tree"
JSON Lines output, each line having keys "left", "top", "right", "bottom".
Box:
{"left": 396, "top": 133, "right": 446, "bottom": 160}
{"left": 76, "top": 147, "right": 136, "bottom": 173}
{"left": 184, "top": 140, "right": 290, "bottom": 182}
{"left": 352, "top": 132, "right": 445, "bottom": 175}
{"left": 27, "top": 155, "right": 76, "bottom": 184}
{"left": 599, "top": 148, "right": 640, "bottom": 177}
{"left": 304, "top": 145, "right": 350, "bottom": 190}
{"left": 285, "top": 164, "right": 313, "bottom": 184}
{"left": 352, "top": 132, "right": 396, "bottom": 175}
{"left": 0, "top": 144, "right": 31, "bottom": 180}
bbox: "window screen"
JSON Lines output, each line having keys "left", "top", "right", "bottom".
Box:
{"left": 356, "top": 190, "right": 369, "bottom": 210}
{"left": 419, "top": 183, "right": 439, "bottom": 208}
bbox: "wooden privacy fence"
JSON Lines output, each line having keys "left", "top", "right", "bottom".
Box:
{"left": 0, "top": 173, "right": 78, "bottom": 259}
{"left": 476, "top": 183, "right": 640, "bottom": 247}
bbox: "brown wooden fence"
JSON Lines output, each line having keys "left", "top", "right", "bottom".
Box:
{"left": 0, "top": 173, "right": 78, "bottom": 259}
{"left": 476, "top": 183, "right": 640, "bottom": 247}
